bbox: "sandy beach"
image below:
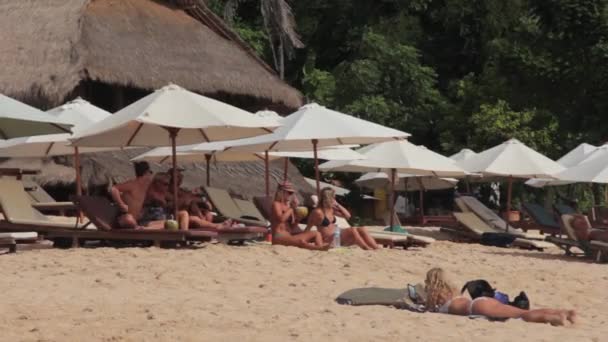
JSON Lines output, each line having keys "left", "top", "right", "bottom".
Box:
{"left": 1, "top": 234, "right": 606, "bottom": 342}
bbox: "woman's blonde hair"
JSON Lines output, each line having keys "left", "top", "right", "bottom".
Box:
{"left": 424, "top": 267, "right": 457, "bottom": 311}
{"left": 317, "top": 187, "right": 335, "bottom": 209}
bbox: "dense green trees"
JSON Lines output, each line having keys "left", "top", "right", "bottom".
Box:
{"left": 212, "top": 0, "right": 607, "bottom": 156}
{"left": 209, "top": 0, "right": 608, "bottom": 208}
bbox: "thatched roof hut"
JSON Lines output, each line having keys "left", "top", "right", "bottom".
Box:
{"left": 0, "top": 0, "right": 302, "bottom": 111}
{"left": 0, "top": 0, "right": 311, "bottom": 197}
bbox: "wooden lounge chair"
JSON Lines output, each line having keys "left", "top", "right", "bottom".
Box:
{"left": 44, "top": 196, "right": 217, "bottom": 248}
{"left": 518, "top": 202, "right": 561, "bottom": 236}
{"left": 22, "top": 180, "right": 76, "bottom": 215}
{"left": 546, "top": 214, "right": 607, "bottom": 262}
{"left": 0, "top": 232, "right": 38, "bottom": 253}
{"left": 233, "top": 198, "right": 269, "bottom": 226}
{"left": 203, "top": 186, "right": 269, "bottom": 227}
{"left": 0, "top": 178, "right": 81, "bottom": 234}
{"left": 451, "top": 212, "right": 553, "bottom": 251}
{"left": 334, "top": 216, "right": 414, "bottom": 249}
{"left": 380, "top": 212, "right": 436, "bottom": 247}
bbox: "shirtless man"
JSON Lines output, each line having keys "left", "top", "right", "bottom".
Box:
{"left": 111, "top": 161, "right": 155, "bottom": 228}
{"left": 271, "top": 181, "right": 328, "bottom": 250}
{"left": 167, "top": 168, "right": 232, "bottom": 230}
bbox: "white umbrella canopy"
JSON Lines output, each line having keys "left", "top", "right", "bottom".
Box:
{"left": 458, "top": 138, "right": 564, "bottom": 178}
{"left": 132, "top": 144, "right": 365, "bottom": 164}
{"left": 70, "top": 84, "right": 279, "bottom": 147}
{"left": 0, "top": 98, "right": 113, "bottom": 157}
{"left": 556, "top": 148, "right": 608, "bottom": 184}
{"left": 319, "top": 140, "right": 467, "bottom": 177}
{"left": 224, "top": 103, "right": 410, "bottom": 152}
{"left": 320, "top": 140, "right": 466, "bottom": 229}
{"left": 70, "top": 84, "right": 279, "bottom": 219}
{"left": 0, "top": 94, "right": 72, "bottom": 138}
{"left": 221, "top": 103, "right": 409, "bottom": 194}
{"left": 459, "top": 138, "right": 565, "bottom": 231}
{"left": 355, "top": 172, "right": 458, "bottom": 191}
{"left": 132, "top": 143, "right": 366, "bottom": 192}
{"left": 449, "top": 148, "right": 478, "bottom": 163}
{"left": 525, "top": 143, "right": 598, "bottom": 188}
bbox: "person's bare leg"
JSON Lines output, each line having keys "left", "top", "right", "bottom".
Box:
{"left": 589, "top": 230, "right": 608, "bottom": 242}
{"left": 473, "top": 298, "right": 568, "bottom": 325}
{"left": 357, "top": 227, "right": 380, "bottom": 249}
{"left": 189, "top": 215, "right": 221, "bottom": 230}
{"left": 144, "top": 220, "right": 165, "bottom": 230}
{"left": 343, "top": 228, "right": 371, "bottom": 250}
{"left": 273, "top": 233, "right": 328, "bottom": 251}
{"left": 118, "top": 214, "right": 138, "bottom": 228}
{"left": 178, "top": 210, "right": 189, "bottom": 230}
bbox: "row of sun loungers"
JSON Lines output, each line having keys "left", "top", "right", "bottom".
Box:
{"left": 443, "top": 196, "right": 554, "bottom": 251}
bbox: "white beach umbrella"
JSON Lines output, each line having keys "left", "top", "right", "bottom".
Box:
{"left": 219, "top": 103, "right": 409, "bottom": 194}
{"left": 0, "top": 94, "right": 72, "bottom": 138}
{"left": 459, "top": 138, "right": 565, "bottom": 230}
{"left": 355, "top": 172, "right": 458, "bottom": 191}
{"left": 132, "top": 143, "right": 365, "bottom": 189}
{"left": 320, "top": 140, "right": 467, "bottom": 228}
{"left": 449, "top": 148, "right": 478, "bottom": 163}
{"left": 0, "top": 98, "right": 113, "bottom": 196}
{"left": 526, "top": 143, "right": 597, "bottom": 188}
{"left": 319, "top": 140, "right": 466, "bottom": 177}
{"left": 556, "top": 148, "right": 608, "bottom": 184}
{"left": 70, "top": 84, "right": 279, "bottom": 218}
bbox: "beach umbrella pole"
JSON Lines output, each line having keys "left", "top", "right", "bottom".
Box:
{"left": 313, "top": 139, "right": 320, "bottom": 196}
{"left": 505, "top": 176, "right": 513, "bottom": 232}
{"left": 283, "top": 157, "right": 289, "bottom": 182}
{"left": 205, "top": 154, "right": 211, "bottom": 187}
{"left": 168, "top": 128, "right": 180, "bottom": 221}
{"left": 416, "top": 177, "right": 425, "bottom": 225}
{"left": 389, "top": 168, "right": 396, "bottom": 231}
{"left": 265, "top": 151, "right": 270, "bottom": 197}
{"left": 73, "top": 146, "right": 83, "bottom": 223}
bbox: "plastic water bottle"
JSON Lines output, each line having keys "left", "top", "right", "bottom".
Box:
{"left": 333, "top": 227, "right": 341, "bottom": 248}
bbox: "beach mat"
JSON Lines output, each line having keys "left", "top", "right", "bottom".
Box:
{"left": 336, "top": 285, "right": 426, "bottom": 311}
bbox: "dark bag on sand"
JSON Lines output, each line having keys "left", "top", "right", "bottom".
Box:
{"left": 511, "top": 291, "right": 530, "bottom": 310}
{"left": 461, "top": 280, "right": 530, "bottom": 310}
{"left": 479, "top": 232, "right": 517, "bottom": 247}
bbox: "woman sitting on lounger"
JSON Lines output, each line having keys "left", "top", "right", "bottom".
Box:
{"left": 306, "top": 187, "right": 379, "bottom": 250}
{"left": 424, "top": 267, "right": 576, "bottom": 326}
{"left": 271, "top": 181, "right": 329, "bottom": 250}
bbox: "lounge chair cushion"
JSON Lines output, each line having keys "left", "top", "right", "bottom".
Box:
{"left": 453, "top": 212, "right": 496, "bottom": 236}
{"left": 554, "top": 204, "right": 577, "bottom": 216}
{"left": 522, "top": 203, "right": 560, "bottom": 229}
{"left": 0, "top": 178, "right": 48, "bottom": 222}
{"left": 204, "top": 187, "right": 266, "bottom": 226}
{"left": 73, "top": 196, "right": 119, "bottom": 231}
{"left": 233, "top": 199, "right": 269, "bottom": 225}
{"left": 0, "top": 232, "right": 37, "bottom": 239}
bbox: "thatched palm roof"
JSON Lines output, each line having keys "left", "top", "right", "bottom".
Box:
{"left": 0, "top": 150, "right": 314, "bottom": 200}
{"left": 0, "top": 0, "right": 303, "bottom": 110}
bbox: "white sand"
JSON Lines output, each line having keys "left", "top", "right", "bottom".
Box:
{"left": 0, "top": 238, "right": 606, "bottom": 341}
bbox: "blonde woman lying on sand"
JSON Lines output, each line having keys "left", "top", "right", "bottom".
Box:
{"left": 271, "top": 181, "right": 329, "bottom": 251}
{"left": 306, "top": 187, "right": 379, "bottom": 250}
{"left": 424, "top": 268, "right": 576, "bottom": 326}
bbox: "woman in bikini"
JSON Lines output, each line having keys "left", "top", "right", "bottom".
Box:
{"left": 424, "top": 267, "right": 576, "bottom": 326}
{"left": 271, "top": 181, "right": 329, "bottom": 251}
{"left": 306, "top": 187, "right": 379, "bottom": 250}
